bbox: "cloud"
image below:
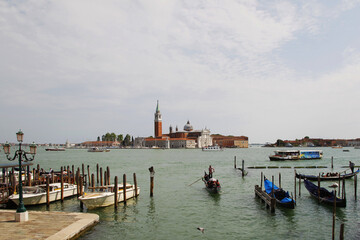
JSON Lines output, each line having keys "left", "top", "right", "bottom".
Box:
{"left": 0, "top": 0, "right": 359, "bottom": 143}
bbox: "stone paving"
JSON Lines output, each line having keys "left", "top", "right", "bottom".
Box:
{"left": 0, "top": 210, "right": 99, "bottom": 240}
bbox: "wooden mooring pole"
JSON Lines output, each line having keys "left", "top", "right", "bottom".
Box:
{"left": 91, "top": 174, "right": 95, "bottom": 192}
{"left": 318, "top": 175, "right": 320, "bottom": 203}
{"left": 100, "top": 167, "right": 103, "bottom": 186}
{"left": 331, "top": 156, "right": 333, "bottom": 169}
{"left": 261, "top": 172, "right": 263, "bottom": 190}
{"left": 114, "top": 176, "right": 118, "bottom": 209}
{"left": 61, "top": 167, "right": 64, "bottom": 202}
{"left": 107, "top": 166, "right": 110, "bottom": 185}
{"left": 242, "top": 160, "right": 245, "bottom": 177}
{"left": 294, "top": 170, "right": 297, "bottom": 202}
{"left": 234, "top": 156, "right": 236, "bottom": 169}
{"left": 87, "top": 165, "right": 90, "bottom": 187}
{"left": 123, "top": 174, "right": 127, "bottom": 205}
{"left": 355, "top": 174, "right": 357, "bottom": 200}
{"left": 79, "top": 176, "right": 83, "bottom": 209}
{"left": 46, "top": 176, "right": 50, "bottom": 207}
{"left": 133, "top": 173, "right": 138, "bottom": 197}
{"left": 279, "top": 173, "right": 281, "bottom": 188}
{"left": 149, "top": 166, "right": 155, "bottom": 197}
{"left": 96, "top": 164, "right": 99, "bottom": 184}
{"left": 332, "top": 189, "right": 337, "bottom": 240}
{"left": 299, "top": 175, "right": 301, "bottom": 197}
{"left": 339, "top": 223, "right": 344, "bottom": 240}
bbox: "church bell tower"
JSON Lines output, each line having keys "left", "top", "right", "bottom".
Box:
{"left": 154, "top": 100, "right": 162, "bottom": 138}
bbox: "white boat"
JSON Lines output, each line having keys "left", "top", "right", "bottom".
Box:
{"left": 88, "top": 147, "right": 105, "bottom": 152}
{"left": 202, "top": 145, "right": 223, "bottom": 151}
{"left": 269, "top": 150, "right": 323, "bottom": 161}
{"left": 78, "top": 184, "right": 140, "bottom": 209}
{"left": 9, "top": 182, "right": 79, "bottom": 206}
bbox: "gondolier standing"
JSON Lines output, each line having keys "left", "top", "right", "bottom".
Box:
{"left": 349, "top": 161, "right": 355, "bottom": 173}
{"left": 209, "top": 165, "right": 214, "bottom": 178}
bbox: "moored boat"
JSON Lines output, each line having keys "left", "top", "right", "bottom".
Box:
{"left": 78, "top": 184, "right": 140, "bottom": 209}
{"left": 304, "top": 179, "right": 346, "bottom": 207}
{"left": 9, "top": 182, "right": 79, "bottom": 206}
{"left": 269, "top": 150, "right": 323, "bottom": 161}
{"left": 296, "top": 169, "right": 360, "bottom": 181}
{"left": 45, "top": 148, "right": 66, "bottom": 151}
{"left": 264, "top": 177, "right": 295, "bottom": 209}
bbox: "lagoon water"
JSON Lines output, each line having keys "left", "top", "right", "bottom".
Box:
{"left": 20, "top": 147, "right": 360, "bottom": 239}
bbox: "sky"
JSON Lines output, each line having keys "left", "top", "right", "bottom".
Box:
{"left": 1, "top": 0, "right": 360, "bottom": 144}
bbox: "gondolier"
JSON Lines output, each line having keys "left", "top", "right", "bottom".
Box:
{"left": 349, "top": 161, "right": 355, "bottom": 173}
{"left": 209, "top": 165, "right": 214, "bottom": 178}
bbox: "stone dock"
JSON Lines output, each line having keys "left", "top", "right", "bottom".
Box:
{"left": 0, "top": 210, "right": 99, "bottom": 240}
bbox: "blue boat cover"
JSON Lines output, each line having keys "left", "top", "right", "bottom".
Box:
{"left": 264, "top": 179, "right": 293, "bottom": 203}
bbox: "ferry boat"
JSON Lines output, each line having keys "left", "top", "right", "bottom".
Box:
{"left": 269, "top": 150, "right": 323, "bottom": 161}
{"left": 202, "top": 145, "right": 223, "bottom": 151}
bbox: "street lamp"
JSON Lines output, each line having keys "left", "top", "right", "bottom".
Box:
{"left": 3, "top": 130, "right": 37, "bottom": 222}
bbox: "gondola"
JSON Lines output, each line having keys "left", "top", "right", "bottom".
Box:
{"left": 264, "top": 177, "right": 295, "bottom": 209}
{"left": 303, "top": 179, "right": 346, "bottom": 207}
{"left": 202, "top": 173, "right": 221, "bottom": 194}
{"left": 296, "top": 169, "right": 359, "bottom": 181}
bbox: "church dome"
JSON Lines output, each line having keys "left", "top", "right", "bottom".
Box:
{"left": 183, "top": 120, "right": 193, "bottom": 131}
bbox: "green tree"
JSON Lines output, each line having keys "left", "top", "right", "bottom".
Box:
{"left": 276, "top": 139, "right": 285, "bottom": 147}
{"left": 110, "top": 132, "right": 116, "bottom": 141}
{"left": 97, "top": 136, "right": 100, "bottom": 141}
{"left": 117, "top": 134, "right": 123, "bottom": 144}
{"left": 123, "top": 134, "right": 131, "bottom": 146}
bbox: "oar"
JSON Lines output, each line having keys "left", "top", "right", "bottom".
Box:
{"left": 188, "top": 177, "right": 202, "bottom": 186}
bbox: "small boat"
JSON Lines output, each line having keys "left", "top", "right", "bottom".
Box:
{"left": 202, "top": 173, "right": 221, "bottom": 193}
{"left": 304, "top": 179, "right": 346, "bottom": 207}
{"left": 88, "top": 147, "right": 105, "bottom": 152}
{"left": 9, "top": 183, "right": 79, "bottom": 206}
{"left": 269, "top": 150, "right": 323, "bottom": 161}
{"left": 332, "top": 145, "right": 343, "bottom": 149}
{"left": 202, "top": 145, "right": 223, "bottom": 151}
{"left": 296, "top": 169, "right": 360, "bottom": 181}
{"left": 45, "top": 148, "right": 65, "bottom": 151}
{"left": 78, "top": 184, "right": 140, "bottom": 209}
{"left": 264, "top": 177, "right": 295, "bottom": 209}
{"left": 343, "top": 149, "right": 350, "bottom": 152}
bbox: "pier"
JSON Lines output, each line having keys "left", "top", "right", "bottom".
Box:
{"left": 0, "top": 210, "right": 99, "bottom": 240}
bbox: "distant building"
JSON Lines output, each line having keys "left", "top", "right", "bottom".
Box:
{"left": 212, "top": 135, "right": 249, "bottom": 148}
{"left": 81, "top": 141, "right": 120, "bottom": 148}
{"left": 143, "top": 101, "right": 213, "bottom": 149}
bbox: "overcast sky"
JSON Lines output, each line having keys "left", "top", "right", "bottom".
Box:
{"left": 1, "top": 0, "right": 360, "bottom": 144}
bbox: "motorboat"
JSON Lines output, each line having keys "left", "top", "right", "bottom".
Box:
{"left": 9, "top": 182, "right": 79, "bottom": 206}
{"left": 78, "top": 184, "right": 140, "bottom": 209}
{"left": 88, "top": 147, "right": 105, "bottom": 152}
{"left": 269, "top": 150, "right": 323, "bottom": 161}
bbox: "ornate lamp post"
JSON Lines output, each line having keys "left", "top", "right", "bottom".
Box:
{"left": 3, "top": 130, "right": 37, "bottom": 222}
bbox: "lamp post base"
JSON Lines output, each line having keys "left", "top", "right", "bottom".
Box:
{"left": 15, "top": 211, "right": 28, "bottom": 222}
